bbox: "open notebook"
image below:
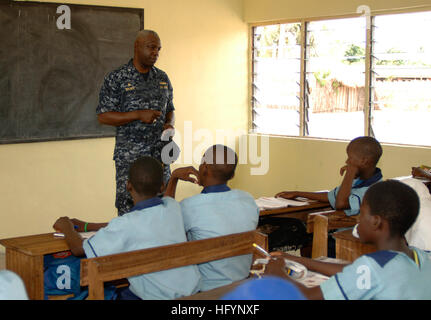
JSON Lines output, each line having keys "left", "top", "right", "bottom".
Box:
{"left": 255, "top": 197, "right": 310, "bottom": 210}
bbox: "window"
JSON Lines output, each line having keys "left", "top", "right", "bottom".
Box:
{"left": 251, "top": 11, "right": 431, "bottom": 147}
{"left": 371, "top": 11, "right": 431, "bottom": 146}
{"left": 252, "top": 23, "right": 301, "bottom": 136}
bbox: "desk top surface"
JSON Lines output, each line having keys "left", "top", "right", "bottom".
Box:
{"left": 259, "top": 201, "right": 331, "bottom": 216}
{"left": 0, "top": 233, "right": 69, "bottom": 256}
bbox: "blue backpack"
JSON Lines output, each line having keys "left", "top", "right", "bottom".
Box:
{"left": 43, "top": 251, "right": 116, "bottom": 300}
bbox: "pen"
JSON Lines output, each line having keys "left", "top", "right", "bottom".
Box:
{"left": 252, "top": 243, "right": 273, "bottom": 259}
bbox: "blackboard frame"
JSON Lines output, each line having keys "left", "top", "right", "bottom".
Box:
{"left": 0, "top": 0, "right": 144, "bottom": 144}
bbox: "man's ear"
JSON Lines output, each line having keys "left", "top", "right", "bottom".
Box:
{"left": 159, "top": 182, "right": 166, "bottom": 193}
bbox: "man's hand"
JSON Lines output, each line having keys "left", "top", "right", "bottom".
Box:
{"left": 171, "top": 167, "right": 200, "bottom": 185}
{"left": 53, "top": 216, "right": 74, "bottom": 233}
{"left": 275, "top": 191, "right": 298, "bottom": 199}
{"left": 136, "top": 109, "right": 161, "bottom": 124}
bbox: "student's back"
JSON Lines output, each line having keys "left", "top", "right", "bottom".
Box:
{"left": 53, "top": 156, "right": 201, "bottom": 300}
{"left": 165, "top": 145, "right": 260, "bottom": 291}
{"left": 180, "top": 187, "right": 259, "bottom": 291}
{"left": 83, "top": 197, "right": 201, "bottom": 299}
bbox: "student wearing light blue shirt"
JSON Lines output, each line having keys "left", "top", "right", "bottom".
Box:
{"left": 53, "top": 156, "right": 201, "bottom": 300}
{"left": 276, "top": 136, "right": 383, "bottom": 216}
{"left": 265, "top": 180, "right": 431, "bottom": 300}
{"left": 165, "top": 145, "right": 260, "bottom": 291}
{"left": 0, "top": 270, "right": 28, "bottom": 300}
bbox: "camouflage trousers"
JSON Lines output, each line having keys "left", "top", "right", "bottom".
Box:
{"left": 115, "top": 157, "right": 171, "bottom": 216}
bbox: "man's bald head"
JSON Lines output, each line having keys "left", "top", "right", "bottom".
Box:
{"left": 133, "top": 30, "right": 161, "bottom": 72}
{"left": 136, "top": 30, "right": 160, "bottom": 42}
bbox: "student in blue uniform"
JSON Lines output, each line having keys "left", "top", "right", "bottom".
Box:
{"left": 276, "top": 136, "right": 383, "bottom": 216}
{"left": 165, "top": 144, "right": 260, "bottom": 291}
{"left": 0, "top": 270, "right": 28, "bottom": 300}
{"left": 53, "top": 156, "right": 201, "bottom": 300}
{"left": 265, "top": 180, "right": 431, "bottom": 300}
{"left": 267, "top": 136, "right": 383, "bottom": 254}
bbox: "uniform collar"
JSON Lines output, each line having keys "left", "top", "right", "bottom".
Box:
{"left": 353, "top": 168, "right": 382, "bottom": 189}
{"left": 127, "top": 58, "right": 157, "bottom": 79}
{"left": 130, "top": 197, "right": 163, "bottom": 212}
{"left": 201, "top": 184, "right": 231, "bottom": 194}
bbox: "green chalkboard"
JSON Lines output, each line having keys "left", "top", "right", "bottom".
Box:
{"left": 0, "top": 0, "right": 144, "bottom": 143}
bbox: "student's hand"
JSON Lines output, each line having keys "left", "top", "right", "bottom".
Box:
{"left": 171, "top": 166, "right": 200, "bottom": 185}
{"left": 264, "top": 257, "right": 288, "bottom": 279}
{"left": 340, "top": 163, "right": 360, "bottom": 178}
{"left": 70, "top": 218, "right": 86, "bottom": 232}
{"left": 275, "top": 191, "right": 298, "bottom": 199}
{"left": 53, "top": 216, "right": 74, "bottom": 233}
{"left": 270, "top": 251, "right": 284, "bottom": 257}
{"left": 412, "top": 167, "right": 430, "bottom": 178}
{"left": 136, "top": 109, "right": 161, "bottom": 124}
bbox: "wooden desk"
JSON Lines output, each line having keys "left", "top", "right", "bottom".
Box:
{"left": 259, "top": 201, "right": 331, "bottom": 221}
{"left": 332, "top": 229, "right": 376, "bottom": 262}
{"left": 0, "top": 233, "right": 69, "bottom": 300}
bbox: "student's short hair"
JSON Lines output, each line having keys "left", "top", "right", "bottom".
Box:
{"left": 363, "top": 180, "right": 420, "bottom": 237}
{"left": 128, "top": 156, "right": 163, "bottom": 196}
{"left": 202, "top": 145, "right": 238, "bottom": 182}
{"left": 348, "top": 136, "right": 383, "bottom": 165}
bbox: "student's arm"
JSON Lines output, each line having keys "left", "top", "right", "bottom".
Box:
{"left": 97, "top": 110, "right": 162, "bottom": 126}
{"left": 333, "top": 164, "right": 359, "bottom": 210}
{"left": 53, "top": 217, "right": 86, "bottom": 257}
{"left": 264, "top": 257, "right": 324, "bottom": 300}
{"left": 271, "top": 252, "right": 347, "bottom": 277}
{"left": 275, "top": 191, "right": 329, "bottom": 203}
{"left": 70, "top": 218, "right": 108, "bottom": 232}
{"left": 164, "top": 166, "right": 200, "bottom": 198}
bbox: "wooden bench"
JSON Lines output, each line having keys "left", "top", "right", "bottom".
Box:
{"left": 80, "top": 230, "right": 268, "bottom": 300}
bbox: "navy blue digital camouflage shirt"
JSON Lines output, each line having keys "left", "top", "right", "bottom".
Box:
{"left": 96, "top": 59, "right": 175, "bottom": 162}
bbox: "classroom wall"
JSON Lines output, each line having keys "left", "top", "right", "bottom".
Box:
{"left": 0, "top": 0, "right": 248, "bottom": 245}
{"left": 243, "top": 0, "right": 431, "bottom": 23}
{"left": 231, "top": 0, "right": 431, "bottom": 195}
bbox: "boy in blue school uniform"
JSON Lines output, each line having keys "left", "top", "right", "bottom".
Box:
{"left": 164, "top": 144, "right": 260, "bottom": 291}
{"left": 265, "top": 180, "right": 431, "bottom": 300}
{"left": 267, "top": 136, "right": 383, "bottom": 254}
{"left": 276, "top": 136, "right": 383, "bottom": 216}
{"left": 53, "top": 156, "right": 201, "bottom": 300}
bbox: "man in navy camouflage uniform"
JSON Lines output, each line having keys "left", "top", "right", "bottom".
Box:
{"left": 97, "top": 30, "right": 175, "bottom": 216}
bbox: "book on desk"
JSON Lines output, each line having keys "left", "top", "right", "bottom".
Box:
{"left": 255, "top": 197, "right": 311, "bottom": 210}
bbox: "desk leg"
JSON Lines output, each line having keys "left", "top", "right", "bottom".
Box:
{"left": 5, "top": 248, "right": 44, "bottom": 300}
{"left": 335, "top": 239, "right": 376, "bottom": 263}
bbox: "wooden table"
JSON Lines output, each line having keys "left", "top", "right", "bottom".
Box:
{"left": 259, "top": 201, "right": 331, "bottom": 221}
{"left": 0, "top": 233, "right": 69, "bottom": 300}
{"left": 332, "top": 229, "right": 376, "bottom": 262}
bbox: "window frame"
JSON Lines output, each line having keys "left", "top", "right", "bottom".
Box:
{"left": 248, "top": 8, "right": 431, "bottom": 148}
